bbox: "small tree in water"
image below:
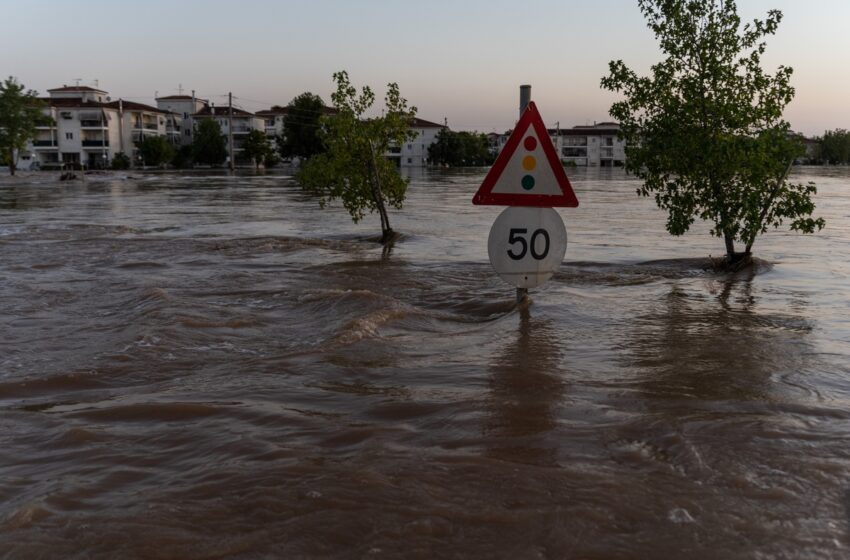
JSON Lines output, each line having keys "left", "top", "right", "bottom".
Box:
{"left": 0, "top": 77, "right": 47, "bottom": 176}
{"left": 298, "top": 71, "right": 417, "bottom": 244}
{"left": 601, "top": 0, "right": 824, "bottom": 267}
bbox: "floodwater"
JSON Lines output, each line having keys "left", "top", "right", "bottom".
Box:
{"left": 1, "top": 167, "right": 849, "bottom": 559}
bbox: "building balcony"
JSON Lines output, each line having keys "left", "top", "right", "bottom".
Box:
{"left": 80, "top": 120, "right": 107, "bottom": 128}
{"left": 82, "top": 140, "right": 110, "bottom": 147}
{"left": 32, "top": 140, "right": 58, "bottom": 148}
{"left": 134, "top": 124, "right": 159, "bottom": 131}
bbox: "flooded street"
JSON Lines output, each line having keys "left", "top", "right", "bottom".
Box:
{"left": 1, "top": 167, "right": 849, "bottom": 558}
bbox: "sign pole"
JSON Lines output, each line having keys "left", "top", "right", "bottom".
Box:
{"left": 516, "top": 85, "right": 531, "bottom": 304}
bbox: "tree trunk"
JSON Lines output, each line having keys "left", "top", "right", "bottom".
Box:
{"left": 724, "top": 233, "right": 736, "bottom": 261}
{"left": 8, "top": 149, "right": 16, "bottom": 176}
{"left": 723, "top": 231, "right": 752, "bottom": 269}
{"left": 368, "top": 141, "right": 393, "bottom": 244}
{"left": 745, "top": 161, "right": 794, "bottom": 255}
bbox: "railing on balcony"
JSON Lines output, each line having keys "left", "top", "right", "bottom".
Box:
{"left": 32, "top": 140, "right": 57, "bottom": 147}
{"left": 82, "top": 140, "right": 110, "bottom": 147}
{"left": 80, "top": 120, "right": 106, "bottom": 127}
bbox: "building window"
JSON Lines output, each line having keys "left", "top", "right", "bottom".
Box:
{"left": 183, "top": 112, "right": 188, "bottom": 119}
{"left": 65, "top": 132, "right": 73, "bottom": 140}
{"left": 563, "top": 137, "right": 587, "bottom": 146}
{"left": 185, "top": 129, "right": 191, "bottom": 136}
{"left": 407, "top": 144, "right": 412, "bottom": 150}
{"left": 407, "top": 158, "right": 412, "bottom": 164}
{"left": 562, "top": 147, "right": 587, "bottom": 158}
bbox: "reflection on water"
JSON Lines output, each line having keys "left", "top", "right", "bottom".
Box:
{"left": 486, "top": 305, "right": 563, "bottom": 466}
{"left": 625, "top": 271, "right": 812, "bottom": 403}
{"left": 1, "top": 169, "right": 849, "bottom": 557}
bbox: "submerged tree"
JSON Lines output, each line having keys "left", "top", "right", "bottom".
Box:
{"left": 428, "top": 129, "right": 494, "bottom": 167}
{"left": 192, "top": 119, "right": 228, "bottom": 166}
{"left": 241, "top": 129, "right": 274, "bottom": 170}
{"left": 138, "top": 135, "right": 175, "bottom": 168}
{"left": 601, "top": 0, "right": 823, "bottom": 266}
{"left": 298, "top": 71, "right": 417, "bottom": 243}
{"left": 277, "top": 92, "right": 327, "bottom": 159}
{"left": 0, "top": 77, "right": 47, "bottom": 176}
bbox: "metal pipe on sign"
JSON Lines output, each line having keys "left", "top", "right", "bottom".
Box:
{"left": 517, "top": 84, "right": 531, "bottom": 304}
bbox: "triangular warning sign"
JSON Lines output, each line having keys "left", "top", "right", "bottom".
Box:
{"left": 473, "top": 102, "right": 578, "bottom": 207}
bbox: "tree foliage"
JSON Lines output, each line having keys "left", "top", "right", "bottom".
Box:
{"left": 111, "top": 153, "right": 131, "bottom": 170}
{"left": 241, "top": 129, "right": 274, "bottom": 170}
{"left": 298, "top": 71, "right": 417, "bottom": 243}
{"left": 428, "top": 129, "right": 494, "bottom": 167}
{"left": 192, "top": 119, "right": 228, "bottom": 166}
{"left": 818, "top": 129, "right": 850, "bottom": 165}
{"left": 601, "top": 0, "right": 823, "bottom": 263}
{"left": 138, "top": 135, "right": 175, "bottom": 167}
{"left": 0, "top": 77, "right": 48, "bottom": 175}
{"left": 277, "top": 93, "right": 327, "bottom": 159}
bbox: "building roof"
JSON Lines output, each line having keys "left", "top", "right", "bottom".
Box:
{"left": 256, "top": 106, "right": 339, "bottom": 117}
{"left": 48, "top": 85, "right": 108, "bottom": 94}
{"left": 37, "top": 97, "right": 115, "bottom": 110}
{"left": 105, "top": 100, "right": 168, "bottom": 114}
{"left": 156, "top": 94, "right": 210, "bottom": 103}
{"left": 409, "top": 117, "right": 445, "bottom": 129}
{"left": 193, "top": 105, "right": 257, "bottom": 118}
{"left": 255, "top": 107, "right": 289, "bottom": 117}
{"left": 37, "top": 96, "right": 167, "bottom": 114}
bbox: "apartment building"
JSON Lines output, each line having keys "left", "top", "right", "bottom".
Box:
{"left": 22, "top": 85, "right": 170, "bottom": 169}
{"left": 156, "top": 94, "right": 209, "bottom": 146}
{"left": 191, "top": 105, "right": 265, "bottom": 165}
{"left": 388, "top": 117, "right": 446, "bottom": 167}
{"left": 553, "top": 122, "right": 625, "bottom": 167}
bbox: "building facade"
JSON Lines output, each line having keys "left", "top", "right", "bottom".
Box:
{"left": 191, "top": 105, "right": 265, "bottom": 165}
{"left": 552, "top": 122, "right": 626, "bottom": 167}
{"left": 388, "top": 117, "right": 446, "bottom": 167}
{"left": 21, "top": 85, "right": 169, "bottom": 169}
{"left": 156, "top": 94, "right": 209, "bottom": 146}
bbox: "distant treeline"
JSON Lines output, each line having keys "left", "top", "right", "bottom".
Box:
{"left": 807, "top": 129, "right": 850, "bottom": 165}
{"left": 428, "top": 129, "right": 495, "bottom": 167}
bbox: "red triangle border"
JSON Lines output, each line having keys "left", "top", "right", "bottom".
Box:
{"left": 472, "top": 101, "right": 578, "bottom": 207}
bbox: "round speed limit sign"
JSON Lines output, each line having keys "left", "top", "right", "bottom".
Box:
{"left": 487, "top": 206, "right": 567, "bottom": 289}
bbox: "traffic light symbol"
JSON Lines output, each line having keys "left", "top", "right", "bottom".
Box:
{"left": 522, "top": 136, "right": 537, "bottom": 191}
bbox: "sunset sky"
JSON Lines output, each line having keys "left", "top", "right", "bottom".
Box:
{"left": 2, "top": 0, "right": 846, "bottom": 136}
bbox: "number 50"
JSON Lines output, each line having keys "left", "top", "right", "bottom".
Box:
{"left": 507, "top": 228, "right": 550, "bottom": 261}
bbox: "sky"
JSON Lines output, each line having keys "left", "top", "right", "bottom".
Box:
{"left": 1, "top": 0, "right": 847, "bottom": 136}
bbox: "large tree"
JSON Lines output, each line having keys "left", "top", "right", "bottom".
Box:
{"left": 601, "top": 0, "right": 823, "bottom": 266}
{"left": 138, "top": 135, "right": 175, "bottom": 168}
{"left": 0, "top": 77, "right": 47, "bottom": 176}
{"left": 428, "top": 129, "right": 494, "bottom": 167}
{"left": 277, "top": 92, "right": 327, "bottom": 159}
{"left": 298, "top": 71, "right": 417, "bottom": 243}
{"left": 192, "top": 119, "right": 227, "bottom": 166}
{"left": 241, "top": 129, "right": 274, "bottom": 170}
{"left": 819, "top": 129, "right": 850, "bottom": 165}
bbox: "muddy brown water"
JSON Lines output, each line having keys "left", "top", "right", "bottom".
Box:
{"left": 1, "top": 167, "right": 849, "bottom": 558}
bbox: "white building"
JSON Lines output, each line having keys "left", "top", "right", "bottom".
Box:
{"left": 22, "top": 85, "right": 169, "bottom": 169}
{"left": 553, "top": 122, "right": 625, "bottom": 167}
{"left": 191, "top": 105, "right": 265, "bottom": 165}
{"left": 388, "top": 117, "right": 446, "bottom": 167}
{"left": 255, "top": 107, "right": 289, "bottom": 141}
{"left": 494, "top": 122, "right": 625, "bottom": 167}
{"left": 156, "top": 94, "right": 209, "bottom": 146}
